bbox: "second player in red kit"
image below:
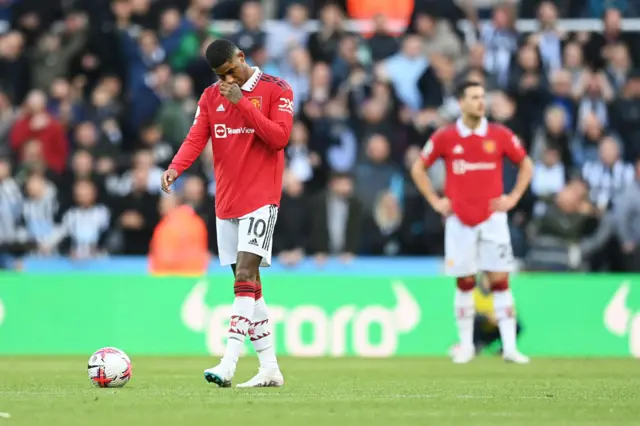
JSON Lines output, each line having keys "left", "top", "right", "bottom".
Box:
{"left": 161, "top": 39, "right": 293, "bottom": 388}
{"left": 411, "top": 81, "right": 534, "bottom": 365}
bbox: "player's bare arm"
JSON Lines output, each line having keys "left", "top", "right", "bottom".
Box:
{"left": 410, "top": 156, "right": 451, "bottom": 216}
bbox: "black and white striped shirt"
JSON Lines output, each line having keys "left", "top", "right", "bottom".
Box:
{"left": 22, "top": 188, "right": 58, "bottom": 245}
{"left": 0, "top": 178, "right": 22, "bottom": 212}
{"left": 582, "top": 160, "right": 635, "bottom": 210}
{"left": 479, "top": 24, "right": 518, "bottom": 87}
{"left": 0, "top": 178, "right": 22, "bottom": 244}
{"left": 57, "top": 205, "right": 111, "bottom": 256}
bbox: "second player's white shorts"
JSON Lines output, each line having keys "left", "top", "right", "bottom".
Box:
{"left": 444, "top": 212, "right": 514, "bottom": 277}
{"left": 216, "top": 204, "right": 278, "bottom": 267}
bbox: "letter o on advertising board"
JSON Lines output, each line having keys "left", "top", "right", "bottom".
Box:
{"left": 353, "top": 307, "right": 397, "bottom": 357}
{"left": 286, "top": 306, "right": 327, "bottom": 356}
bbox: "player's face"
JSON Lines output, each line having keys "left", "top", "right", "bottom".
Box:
{"left": 214, "top": 51, "right": 250, "bottom": 86}
{"left": 460, "top": 86, "right": 486, "bottom": 118}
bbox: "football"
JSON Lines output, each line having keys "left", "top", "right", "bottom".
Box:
{"left": 87, "top": 347, "right": 132, "bottom": 388}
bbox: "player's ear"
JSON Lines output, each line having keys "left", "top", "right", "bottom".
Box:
{"left": 237, "top": 50, "right": 245, "bottom": 64}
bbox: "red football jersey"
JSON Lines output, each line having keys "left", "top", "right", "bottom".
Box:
{"left": 169, "top": 68, "right": 294, "bottom": 219}
{"left": 420, "top": 117, "right": 527, "bottom": 227}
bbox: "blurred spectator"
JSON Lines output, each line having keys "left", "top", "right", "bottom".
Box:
{"left": 367, "top": 14, "right": 399, "bottom": 63}
{"left": 154, "top": 74, "right": 197, "bottom": 146}
{"left": 611, "top": 70, "right": 640, "bottom": 163}
{"left": 0, "top": 91, "right": 18, "bottom": 145}
{"left": 231, "top": 1, "right": 265, "bottom": 54}
{"left": 275, "top": 172, "right": 309, "bottom": 266}
{"left": 286, "top": 121, "right": 316, "bottom": 184}
{"left": 361, "top": 190, "right": 403, "bottom": 255}
{"left": 58, "top": 150, "right": 107, "bottom": 207}
{"left": 108, "top": 150, "right": 163, "bottom": 196}
{"left": 138, "top": 122, "right": 174, "bottom": 168}
{"left": 19, "top": 173, "right": 58, "bottom": 254}
{"left": 381, "top": 35, "right": 428, "bottom": 111}
{"left": 0, "top": 31, "right": 30, "bottom": 105}
{"left": 180, "top": 174, "right": 215, "bottom": 251}
{"left": 508, "top": 43, "right": 550, "bottom": 127}
{"left": 547, "top": 68, "right": 576, "bottom": 129}
{"left": 46, "top": 179, "right": 111, "bottom": 259}
{"left": 114, "top": 167, "right": 159, "bottom": 255}
{"left": 149, "top": 193, "right": 209, "bottom": 276}
{"left": 309, "top": 172, "right": 362, "bottom": 262}
{"left": 581, "top": 137, "right": 634, "bottom": 213}
{"left": 531, "top": 105, "right": 572, "bottom": 169}
{"left": 479, "top": 4, "right": 518, "bottom": 88}
{"left": 574, "top": 71, "right": 614, "bottom": 131}
{"left": 355, "top": 134, "right": 402, "bottom": 215}
{"left": 563, "top": 41, "right": 586, "bottom": 86}
{"left": 413, "top": 12, "right": 462, "bottom": 65}
{"left": 526, "top": 179, "right": 595, "bottom": 270}
{"left": 307, "top": 3, "right": 347, "bottom": 63}
{"left": 532, "top": 1, "right": 565, "bottom": 74}
{"left": 281, "top": 47, "right": 311, "bottom": 113}
{"left": 9, "top": 90, "right": 68, "bottom": 174}
{"left": 615, "top": 159, "right": 640, "bottom": 271}
{"left": 582, "top": 8, "right": 640, "bottom": 70}
{"left": 531, "top": 145, "right": 566, "bottom": 203}
{"left": 267, "top": 2, "right": 310, "bottom": 66}
{"left": 572, "top": 112, "right": 608, "bottom": 166}
{"left": 606, "top": 43, "right": 632, "bottom": 94}
{"left": 0, "top": 156, "right": 21, "bottom": 214}
{"left": 30, "top": 11, "right": 88, "bottom": 92}
{"left": 455, "top": 44, "right": 499, "bottom": 92}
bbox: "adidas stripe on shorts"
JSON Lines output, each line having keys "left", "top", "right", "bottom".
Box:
{"left": 216, "top": 204, "right": 278, "bottom": 267}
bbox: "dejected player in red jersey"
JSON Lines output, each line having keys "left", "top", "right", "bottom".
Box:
{"left": 411, "top": 81, "right": 534, "bottom": 364}
{"left": 161, "top": 39, "right": 294, "bottom": 387}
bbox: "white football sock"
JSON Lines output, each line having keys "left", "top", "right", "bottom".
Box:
{"left": 493, "top": 290, "right": 517, "bottom": 354}
{"left": 454, "top": 289, "right": 475, "bottom": 350}
{"left": 250, "top": 297, "right": 279, "bottom": 370}
{"left": 220, "top": 289, "right": 255, "bottom": 372}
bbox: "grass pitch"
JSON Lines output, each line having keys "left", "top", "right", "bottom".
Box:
{"left": 1, "top": 357, "right": 639, "bottom": 426}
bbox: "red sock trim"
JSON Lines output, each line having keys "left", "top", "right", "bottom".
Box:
{"left": 491, "top": 279, "right": 509, "bottom": 292}
{"left": 456, "top": 276, "right": 476, "bottom": 292}
{"left": 255, "top": 282, "right": 263, "bottom": 300}
{"left": 234, "top": 281, "right": 256, "bottom": 298}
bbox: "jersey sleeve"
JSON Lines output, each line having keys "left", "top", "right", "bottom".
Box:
{"left": 169, "top": 92, "right": 212, "bottom": 175}
{"left": 420, "top": 129, "right": 446, "bottom": 167}
{"left": 501, "top": 127, "right": 527, "bottom": 164}
{"left": 236, "top": 87, "right": 294, "bottom": 151}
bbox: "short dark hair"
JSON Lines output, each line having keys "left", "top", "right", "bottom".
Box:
{"left": 205, "top": 38, "right": 238, "bottom": 69}
{"left": 456, "top": 80, "right": 484, "bottom": 99}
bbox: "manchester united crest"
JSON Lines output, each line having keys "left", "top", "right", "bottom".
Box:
{"left": 248, "top": 96, "right": 262, "bottom": 110}
{"left": 483, "top": 140, "right": 496, "bottom": 153}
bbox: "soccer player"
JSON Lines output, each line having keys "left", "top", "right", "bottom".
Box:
{"left": 161, "top": 39, "right": 294, "bottom": 386}
{"left": 411, "top": 81, "right": 534, "bottom": 364}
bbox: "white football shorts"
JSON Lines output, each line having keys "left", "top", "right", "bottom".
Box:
{"left": 444, "top": 211, "right": 514, "bottom": 277}
{"left": 216, "top": 204, "right": 278, "bottom": 267}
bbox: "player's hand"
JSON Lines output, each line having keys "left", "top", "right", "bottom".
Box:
{"left": 220, "top": 82, "right": 243, "bottom": 104}
{"left": 490, "top": 194, "right": 517, "bottom": 212}
{"left": 161, "top": 169, "right": 178, "bottom": 194}
{"left": 432, "top": 197, "right": 452, "bottom": 216}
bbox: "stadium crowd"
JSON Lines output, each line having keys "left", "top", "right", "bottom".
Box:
{"left": 1, "top": 0, "right": 640, "bottom": 272}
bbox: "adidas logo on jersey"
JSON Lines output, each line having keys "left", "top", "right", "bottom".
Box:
{"left": 216, "top": 104, "right": 225, "bottom": 112}
{"left": 248, "top": 238, "right": 259, "bottom": 246}
{"left": 453, "top": 144, "right": 464, "bottom": 154}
